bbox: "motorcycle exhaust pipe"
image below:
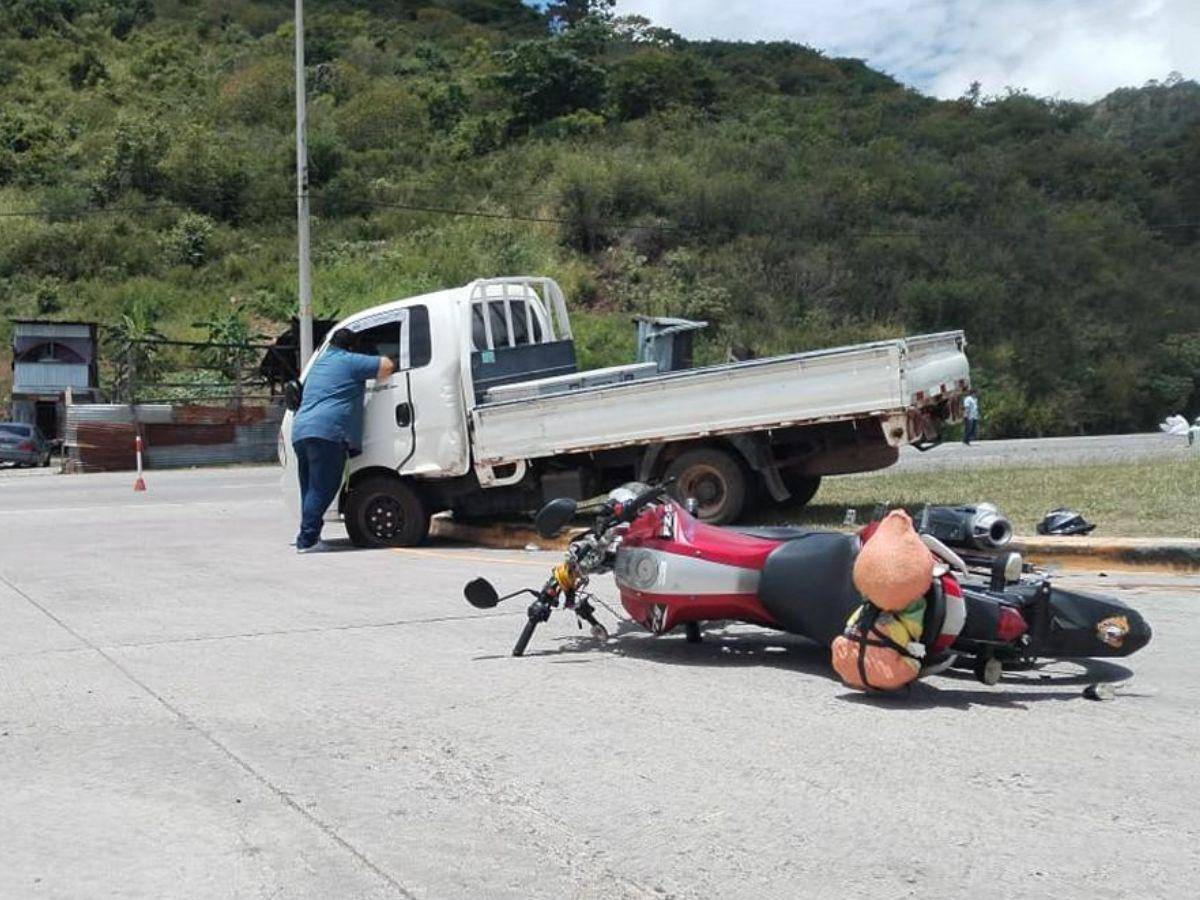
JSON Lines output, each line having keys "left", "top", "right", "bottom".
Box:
{"left": 920, "top": 503, "right": 1013, "bottom": 550}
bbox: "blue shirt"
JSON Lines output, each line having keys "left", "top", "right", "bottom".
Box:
{"left": 292, "top": 347, "right": 381, "bottom": 451}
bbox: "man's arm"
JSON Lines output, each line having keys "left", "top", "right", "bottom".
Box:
{"left": 376, "top": 356, "right": 395, "bottom": 381}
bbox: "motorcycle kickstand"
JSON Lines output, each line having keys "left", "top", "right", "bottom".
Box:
{"left": 684, "top": 622, "right": 703, "bottom": 644}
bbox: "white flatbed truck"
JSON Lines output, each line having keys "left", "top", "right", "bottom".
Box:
{"left": 280, "top": 277, "right": 970, "bottom": 546}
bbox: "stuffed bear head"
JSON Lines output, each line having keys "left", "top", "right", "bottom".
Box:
{"left": 852, "top": 509, "right": 934, "bottom": 612}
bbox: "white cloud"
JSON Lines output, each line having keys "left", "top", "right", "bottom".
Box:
{"left": 613, "top": 0, "right": 1200, "bottom": 100}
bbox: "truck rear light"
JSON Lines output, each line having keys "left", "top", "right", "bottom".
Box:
{"left": 996, "top": 606, "right": 1028, "bottom": 643}
{"left": 18, "top": 440, "right": 35, "bottom": 452}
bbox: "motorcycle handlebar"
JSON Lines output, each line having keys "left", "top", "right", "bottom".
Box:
{"left": 513, "top": 616, "right": 538, "bottom": 657}
{"left": 615, "top": 479, "right": 674, "bottom": 524}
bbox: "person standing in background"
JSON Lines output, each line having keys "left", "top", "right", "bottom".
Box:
{"left": 963, "top": 389, "right": 980, "bottom": 446}
{"left": 291, "top": 329, "right": 394, "bottom": 553}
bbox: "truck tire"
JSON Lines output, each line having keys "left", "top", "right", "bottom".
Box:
{"left": 666, "top": 446, "right": 748, "bottom": 525}
{"left": 779, "top": 472, "right": 821, "bottom": 509}
{"left": 345, "top": 475, "right": 429, "bottom": 548}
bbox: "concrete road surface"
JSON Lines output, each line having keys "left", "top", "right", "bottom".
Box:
{"left": 1, "top": 466, "right": 1197, "bottom": 898}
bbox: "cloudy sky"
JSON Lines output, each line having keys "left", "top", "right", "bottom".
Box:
{"left": 610, "top": 0, "right": 1198, "bottom": 100}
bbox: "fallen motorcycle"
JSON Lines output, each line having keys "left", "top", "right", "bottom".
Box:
{"left": 463, "top": 483, "right": 1151, "bottom": 688}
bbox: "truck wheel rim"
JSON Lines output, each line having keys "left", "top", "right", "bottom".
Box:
{"left": 678, "top": 464, "right": 726, "bottom": 519}
{"left": 365, "top": 494, "right": 404, "bottom": 540}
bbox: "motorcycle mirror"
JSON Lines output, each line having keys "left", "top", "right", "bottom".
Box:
{"left": 464, "top": 578, "right": 501, "bottom": 609}
{"left": 534, "top": 497, "right": 578, "bottom": 538}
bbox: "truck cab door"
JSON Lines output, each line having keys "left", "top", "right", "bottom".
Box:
{"left": 396, "top": 303, "right": 468, "bottom": 477}
{"left": 351, "top": 309, "right": 414, "bottom": 473}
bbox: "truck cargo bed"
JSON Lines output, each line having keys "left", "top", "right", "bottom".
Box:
{"left": 471, "top": 332, "right": 967, "bottom": 464}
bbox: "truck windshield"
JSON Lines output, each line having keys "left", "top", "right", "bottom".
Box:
{"left": 472, "top": 300, "right": 544, "bottom": 350}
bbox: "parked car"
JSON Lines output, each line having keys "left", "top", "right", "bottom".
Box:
{"left": 0, "top": 422, "right": 53, "bottom": 468}
{"left": 280, "top": 276, "right": 970, "bottom": 546}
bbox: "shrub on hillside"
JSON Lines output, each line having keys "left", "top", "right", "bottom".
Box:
{"left": 161, "top": 127, "right": 251, "bottom": 222}
{"left": 108, "top": 0, "right": 154, "bottom": 40}
{"left": 0, "top": 219, "right": 158, "bottom": 281}
{"left": 534, "top": 109, "right": 605, "bottom": 139}
{"left": 163, "top": 213, "right": 215, "bottom": 268}
{"left": 218, "top": 58, "right": 293, "bottom": 127}
{"left": 335, "top": 83, "right": 427, "bottom": 152}
{"left": 495, "top": 40, "right": 606, "bottom": 133}
{"left": 129, "top": 36, "right": 198, "bottom": 92}
{"left": 67, "top": 47, "right": 108, "bottom": 89}
{"left": 93, "top": 117, "right": 169, "bottom": 201}
{"left": 610, "top": 50, "right": 717, "bottom": 120}
{"left": 0, "top": 108, "right": 63, "bottom": 186}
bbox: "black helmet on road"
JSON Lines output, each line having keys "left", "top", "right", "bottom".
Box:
{"left": 1036, "top": 508, "right": 1096, "bottom": 536}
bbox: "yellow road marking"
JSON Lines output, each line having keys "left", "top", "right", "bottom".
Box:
{"left": 393, "top": 547, "right": 550, "bottom": 567}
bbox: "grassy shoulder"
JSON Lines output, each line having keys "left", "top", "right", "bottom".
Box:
{"left": 762, "top": 459, "right": 1200, "bottom": 539}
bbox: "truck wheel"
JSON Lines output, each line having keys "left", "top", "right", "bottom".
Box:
{"left": 666, "top": 446, "right": 747, "bottom": 524}
{"left": 779, "top": 472, "right": 821, "bottom": 508}
{"left": 345, "top": 476, "right": 428, "bottom": 548}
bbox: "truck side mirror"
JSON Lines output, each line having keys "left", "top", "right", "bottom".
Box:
{"left": 283, "top": 379, "right": 303, "bottom": 412}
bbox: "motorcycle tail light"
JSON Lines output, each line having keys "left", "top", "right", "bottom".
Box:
{"left": 996, "top": 606, "right": 1028, "bottom": 643}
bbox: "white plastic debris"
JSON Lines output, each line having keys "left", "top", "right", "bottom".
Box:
{"left": 1160, "top": 414, "right": 1189, "bottom": 436}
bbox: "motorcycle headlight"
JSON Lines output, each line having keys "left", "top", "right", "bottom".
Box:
{"left": 619, "top": 549, "right": 662, "bottom": 590}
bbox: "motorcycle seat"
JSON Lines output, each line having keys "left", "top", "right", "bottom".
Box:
{"left": 758, "top": 532, "right": 863, "bottom": 645}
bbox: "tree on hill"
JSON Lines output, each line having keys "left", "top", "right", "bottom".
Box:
{"left": 547, "top": 0, "right": 616, "bottom": 29}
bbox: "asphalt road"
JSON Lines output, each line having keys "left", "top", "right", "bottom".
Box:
{"left": 894, "top": 431, "right": 1195, "bottom": 472}
{"left": 1, "top": 466, "right": 1197, "bottom": 898}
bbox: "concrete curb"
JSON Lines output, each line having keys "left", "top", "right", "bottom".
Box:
{"left": 1011, "top": 536, "right": 1200, "bottom": 573}
{"left": 430, "top": 514, "right": 1200, "bottom": 573}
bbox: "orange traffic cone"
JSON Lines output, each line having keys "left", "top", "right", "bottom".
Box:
{"left": 133, "top": 434, "right": 147, "bottom": 492}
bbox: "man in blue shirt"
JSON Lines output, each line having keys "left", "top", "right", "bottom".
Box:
{"left": 963, "top": 389, "right": 980, "bottom": 446}
{"left": 292, "top": 329, "right": 394, "bottom": 552}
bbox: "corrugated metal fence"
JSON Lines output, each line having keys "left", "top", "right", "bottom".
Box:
{"left": 65, "top": 402, "right": 283, "bottom": 471}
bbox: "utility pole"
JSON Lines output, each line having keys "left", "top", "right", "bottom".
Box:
{"left": 294, "top": 0, "right": 313, "bottom": 369}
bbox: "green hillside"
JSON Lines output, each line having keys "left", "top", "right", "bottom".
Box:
{"left": 2, "top": 0, "right": 1199, "bottom": 436}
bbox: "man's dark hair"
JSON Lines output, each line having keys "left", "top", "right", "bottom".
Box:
{"left": 329, "top": 328, "right": 359, "bottom": 351}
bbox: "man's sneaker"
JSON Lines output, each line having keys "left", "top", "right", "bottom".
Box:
{"left": 296, "top": 540, "right": 331, "bottom": 554}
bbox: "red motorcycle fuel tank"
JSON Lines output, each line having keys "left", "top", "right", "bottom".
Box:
{"left": 614, "top": 501, "right": 781, "bottom": 634}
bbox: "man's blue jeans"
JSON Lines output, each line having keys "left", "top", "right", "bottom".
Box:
{"left": 294, "top": 438, "right": 345, "bottom": 548}
{"left": 964, "top": 418, "right": 979, "bottom": 445}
